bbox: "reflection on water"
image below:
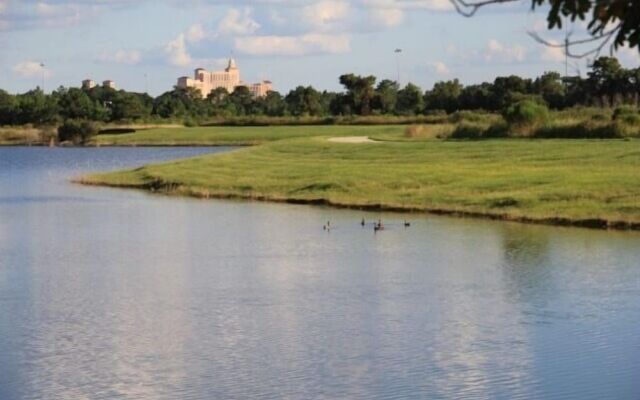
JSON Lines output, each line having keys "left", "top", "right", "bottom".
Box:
{"left": 0, "top": 147, "right": 639, "bottom": 399}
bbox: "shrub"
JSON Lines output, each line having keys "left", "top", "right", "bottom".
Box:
{"left": 449, "top": 122, "right": 490, "bottom": 139}
{"left": 183, "top": 117, "right": 200, "bottom": 127}
{"left": 58, "top": 119, "right": 100, "bottom": 145}
{"left": 503, "top": 99, "right": 549, "bottom": 136}
{"left": 612, "top": 105, "right": 640, "bottom": 125}
{"left": 534, "top": 120, "right": 621, "bottom": 139}
{"left": 448, "top": 110, "right": 499, "bottom": 124}
{"left": 405, "top": 124, "right": 454, "bottom": 139}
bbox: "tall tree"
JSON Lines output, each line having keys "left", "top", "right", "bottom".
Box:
{"left": 533, "top": 72, "right": 566, "bottom": 109}
{"left": 338, "top": 74, "right": 377, "bottom": 115}
{"left": 373, "top": 80, "right": 399, "bottom": 115}
{"left": 424, "top": 79, "right": 463, "bottom": 113}
{"left": 396, "top": 83, "right": 424, "bottom": 115}
{"left": 285, "top": 86, "right": 323, "bottom": 116}
{"left": 0, "top": 89, "right": 18, "bottom": 125}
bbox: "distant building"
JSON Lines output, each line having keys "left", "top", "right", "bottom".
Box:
{"left": 103, "top": 80, "right": 116, "bottom": 90}
{"left": 177, "top": 59, "right": 272, "bottom": 98}
{"left": 82, "top": 79, "right": 96, "bottom": 90}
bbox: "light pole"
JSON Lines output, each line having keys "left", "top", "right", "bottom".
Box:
{"left": 40, "top": 62, "right": 46, "bottom": 93}
{"left": 394, "top": 49, "right": 402, "bottom": 86}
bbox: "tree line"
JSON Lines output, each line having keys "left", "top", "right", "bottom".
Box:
{"left": 0, "top": 56, "right": 638, "bottom": 126}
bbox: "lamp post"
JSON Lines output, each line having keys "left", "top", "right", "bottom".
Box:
{"left": 394, "top": 49, "right": 402, "bottom": 86}
{"left": 40, "top": 62, "right": 46, "bottom": 93}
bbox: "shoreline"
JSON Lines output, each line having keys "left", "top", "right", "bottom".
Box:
{"left": 75, "top": 178, "right": 640, "bottom": 232}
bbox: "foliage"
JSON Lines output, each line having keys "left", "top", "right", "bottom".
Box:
{"left": 2, "top": 56, "right": 640, "bottom": 128}
{"left": 57, "top": 119, "right": 100, "bottom": 145}
{"left": 503, "top": 99, "right": 550, "bottom": 136}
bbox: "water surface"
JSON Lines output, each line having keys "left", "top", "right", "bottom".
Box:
{"left": 1, "top": 147, "right": 639, "bottom": 399}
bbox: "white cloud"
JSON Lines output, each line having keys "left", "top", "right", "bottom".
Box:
{"left": 616, "top": 45, "right": 640, "bottom": 65}
{"left": 428, "top": 61, "right": 450, "bottom": 75}
{"left": 34, "top": 2, "right": 87, "bottom": 27}
{"left": 540, "top": 40, "right": 565, "bottom": 62}
{"left": 99, "top": 49, "right": 141, "bottom": 65}
{"left": 369, "top": 6, "right": 404, "bottom": 27}
{"left": 302, "top": 1, "right": 351, "bottom": 29}
{"left": 165, "top": 33, "right": 191, "bottom": 67}
{"left": 362, "top": 0, "right": 452, "bottom": 12}
{"left": 12, "top": 61, "right": 52, "bottom": 78}
{"left": 484, "top": 39, "right": 526, "bottom": 63}
{"left": 186, "top": 23, "right": 206, "bottom": 43}
{"left": 235, "top": 33, "right": 351, "bottom": 56}
{"left": 218, "top": 8, "right": 260, "bottom": 36}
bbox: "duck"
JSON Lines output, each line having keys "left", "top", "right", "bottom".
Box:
{"left": 374, "top": 220, "right": 384, "bottom": 232}
{"left": 404, "top": 220, "right": 411, "bottom": 227}
{"left": 361, "top": 218, "right": 366, "bottom": 227}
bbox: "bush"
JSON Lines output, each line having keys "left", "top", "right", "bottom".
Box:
{"left": 534, "top": 120, "right": 621, "bottom": 139}
{"left": 58, "top": 119, "right": 100, "bottom": 145}
{"left": 503, "top": 99, "right": 549, "bottom": 136}
{"left": 448, "top": 110, "right": 499, "bottom": 124}
{"left": 612, "top": 105, "right": 640, "bottom": 125}
{"left": 183, "top": 117, "right": 200, "bottom": 127}
{"left": 405, "top": 124, "right": 454, "bottom": 139}
{"left": 448, "top": 122, "right": 490, "bottom": 139}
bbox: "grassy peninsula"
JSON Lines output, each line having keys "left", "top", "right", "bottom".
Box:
{"left": 80, "top": 132, "right": 640, "bottom": 230}
{"left": 94, "top": 125, "right": 406, "bottom": 146}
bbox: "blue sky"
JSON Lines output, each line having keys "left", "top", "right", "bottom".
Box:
{"left": 1, "top": 0, "right": 638, "bottom": 96}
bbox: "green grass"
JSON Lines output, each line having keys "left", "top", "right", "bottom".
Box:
{"left": 81, "top": 137, "right": 640, "bottom": 230}
{"left": 95, "top": 125, "right": 406, "bottom": 146}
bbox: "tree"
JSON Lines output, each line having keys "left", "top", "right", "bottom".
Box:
{"left": 451, "top": 0, "right": 640, "bottom": 57}
{"left": 373, "top": 80, "right": 399, "bottom": 115}
{"left": 424, "top": 79, "right": 463, "bottom": 113}
{"left": 111, "top": 92, "right": 152, "bottom": 121}
{"left": 587, "top": 56, "right": 624, "bottom": 106}
{"left": 259, "top": 91, "right": 287, "bottom": 117}
{"left": 228, "top": 86, "right": 257, "bottom": 116}
{"left": 17, "top": 88, "right": 59, "bottom": 125}
{"left": 0, "top": 90, "right": 18, "bottom": 125}
{"left": 396, "top": 83, "right": 424, "bottom": 115}
{"left": 55, "top": 87, "right": 97, "bottom": 120}
{"left": 490, "top": 75, "right": 531, "bottom": 110}
{"left": 459, "top": 83, "right": 493, "bottom": 110}
{"left": 533, "top": 72, "right": 566, "bottom": 109}
{"left": 285, "top": 86, "right": 323, "bottom": 116}
{"left": 338, "top": 74, "right": 377, "bottom": 115}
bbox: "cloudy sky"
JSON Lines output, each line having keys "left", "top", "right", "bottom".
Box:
{"left": 1, "top": 0, "right": 638, "bottom": 95}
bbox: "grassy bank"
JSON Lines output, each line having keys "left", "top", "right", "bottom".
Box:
{"left": 94, "top": 125, "right": 406, "bottom": 146}
{"left": 0, "top": 126, "right": 55, "bottom": 145}
{"left": 80, "top": 137, "right": 640, "bottom": 230}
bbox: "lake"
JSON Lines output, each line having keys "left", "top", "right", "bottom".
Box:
{"left": 0, "top": 147, "right": 639, "bottom": 400}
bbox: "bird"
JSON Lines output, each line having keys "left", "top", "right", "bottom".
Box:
{"left": 374, "top": 220, "right": 384, "bottom": 232}
{"left": 404, "top": 220, "right": 411, "bottom": 227}
{"left": 361, "top": 218, "right": 366, "bottom": 227}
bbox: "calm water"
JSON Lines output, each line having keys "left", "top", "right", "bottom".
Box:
{"left": 0, "top": 147, "right": 639, "bottom": 400}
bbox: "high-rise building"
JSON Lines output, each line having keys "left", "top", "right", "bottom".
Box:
{"left": 82, "top": 79, "right": 96, "bottom": 90}
{"left": 103, "top": 80, "right": 116, "bottom": 90}
{"left": 177, "top": 59, "right": 272, "bottom": 98}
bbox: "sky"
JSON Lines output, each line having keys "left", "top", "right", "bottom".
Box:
{"left": 1, "top": 0, "right": 639, "bottom": 96}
